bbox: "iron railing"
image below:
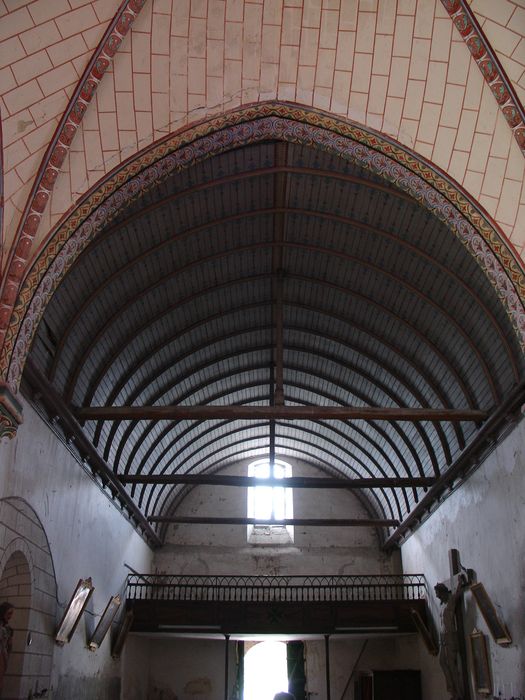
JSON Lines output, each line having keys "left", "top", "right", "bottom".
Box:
{"left": 127, "top": 574, "right": 426, "bottom": 603}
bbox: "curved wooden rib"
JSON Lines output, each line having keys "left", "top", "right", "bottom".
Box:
{"left": 82, "top": 300, "right": 465, "bottom": 455}
{"left": 149, "top": 428, "right": 398, "bottom": 524}
{"left": 97, "top": 342, "right": 444, "bottom": 481}
{"left": 138, "top": 418, "right": 405, "bottom": 520}
{"left": 61, "top": 240, "right": 498, "bottom": 406}
{"left": 52, "top": 203, "right": 518, "bottom": 391}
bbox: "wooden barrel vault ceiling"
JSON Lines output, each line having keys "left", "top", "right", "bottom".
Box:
{"left": 23, "top": 131, "right": 525, "bottom": 549}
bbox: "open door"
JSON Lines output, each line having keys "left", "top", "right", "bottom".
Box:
{"left": 287, "top": 641, "right": 306, "bottom": 700}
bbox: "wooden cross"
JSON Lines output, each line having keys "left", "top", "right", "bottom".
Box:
{"left": 436, "top": 549, "right": 473, "bottom": 700}
{"left": 442, "top": 549, "right": 474, "bottom": 591}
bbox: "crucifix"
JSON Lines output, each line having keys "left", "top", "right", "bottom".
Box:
{"left": 434, "top": 549, "right": 474, "bottom": 700}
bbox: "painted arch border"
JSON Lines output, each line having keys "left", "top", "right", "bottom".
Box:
{"left": 3, "top": 101, "right": 525, "bottom": 388}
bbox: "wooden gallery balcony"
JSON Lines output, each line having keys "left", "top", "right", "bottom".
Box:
{"left": 125, "top": 574, "right": 434, "bottom": 640}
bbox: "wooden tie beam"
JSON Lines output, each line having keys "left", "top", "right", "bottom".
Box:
{"left": 77, "top": 405, "right": 487, "bottom": 422}
{"left": 23, "top": 359, "right": 162, "bottom": 548}
{"left": 119, "top": 474, "right": 436, "bottom": 488}
{"left": 148, "top": 516, "right": 400, "bottom": 527}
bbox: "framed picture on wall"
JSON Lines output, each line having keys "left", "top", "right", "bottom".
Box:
{"left": 88, "top": 595, "right": 121, "bottom": 650}
{"left": 111, "top": 610, "right": 134, "bottom": 658}
{"left": 55, "top": 578, "right": 94, "bottom": 645}
{"left": 470, "top": 630, "right": 492, "bottom": 695}
{"left": 471, "top": 582, "right": 512, "bottom": 645}
{"left": 409, "top": 608, "right": 438, "bottom": 655}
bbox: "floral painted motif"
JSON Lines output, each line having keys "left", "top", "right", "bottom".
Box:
{"left": 441, "top": 0, "right": 461, "bottom": 12}
{"left": 503, "top": 106, "right": 521, "bottom": 129}
{"left": 479, "top": 59, "right": 497, "bottom": 83}
{"left": 80, "top": 79, "right": 98, "bottom": 103}
{"left": 490, "top": 83, "right": 510, "bottom": 106}
{"left": 453, "top": 14, "right": 472, "bottom": 37}
{"left": 466, "top": 35, "right": 486, "bottom": 60}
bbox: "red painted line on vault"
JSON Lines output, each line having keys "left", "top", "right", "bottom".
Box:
{"left": 0, "top": 0, "right": 149, "bottom": 349}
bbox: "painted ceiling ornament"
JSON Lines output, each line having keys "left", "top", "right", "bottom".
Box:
{"left": 440, "top": 0, "right": 525, "bottom": 155}
{"left": 441, "top": 0, "right": 461, "bottom": 12}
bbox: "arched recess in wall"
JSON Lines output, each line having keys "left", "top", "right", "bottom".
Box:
{"left": 2, "top": 102, "right": 525, "bottom": 389}
{"left": 0, "top": 551, "right": 31, "bottom": 699}
{"left": 0, "top": 498, "right": 57, "bottom": 698}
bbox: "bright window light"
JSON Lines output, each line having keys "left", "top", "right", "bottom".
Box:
{"left": 247, "top": 459, "right": 293, "bottom": 543}
{"left": 243, "top": 641, "right": 288, "bottom": 700}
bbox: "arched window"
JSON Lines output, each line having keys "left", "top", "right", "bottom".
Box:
{"left": 247, "top": 459, "right": 293, "bottom": 544}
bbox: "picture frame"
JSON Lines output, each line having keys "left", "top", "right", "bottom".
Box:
{"left": 471, "top": 582, "right": 512, "bottom": 645}
{"left": 409, "top": 608, "right": 438, "bottom": 655}
{"left": 88, "top": 595, "right": 121, "bottom": 651}
{"left": 55, "top": 578, "right": 94, "bottom": 645}
{"left": 469, "top": 630, "right": 492, "bottom": 695}
{"left": 111, "top": 610, "right": 134, "bottom": 658}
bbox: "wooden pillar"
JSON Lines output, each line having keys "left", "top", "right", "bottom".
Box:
{"left": 224, "top": 634, "right": 230, "bottom": 700}
{"left": 325, "top": 634, "right": 331, "bottom": 700}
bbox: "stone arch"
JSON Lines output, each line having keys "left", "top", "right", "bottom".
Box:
{"left": 2, "top": 102, "right": 524, "bottom": 389}
{"left": 0, "top": 549, "right": 32, "bottom": 699}
{"left": 0, "top": 498, "right": 57, "bottom": 699}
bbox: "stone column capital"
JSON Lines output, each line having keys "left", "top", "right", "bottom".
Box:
{"left": 0, "top": 383, "right": 23, "bottom": 440}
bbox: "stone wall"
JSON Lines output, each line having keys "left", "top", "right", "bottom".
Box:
{"left": 401, "top": 416, "right": 525, "bottom": 699}
{"left": 2, "top": 400, "right": 522, "bottom": 698}
{"left": 155, "top": 457, "right": 398, "bottom": 577}
{"left": 0, "top": 504, "right": 53, "bottom": 700}
{"left": 122, "top": 633, "right": 435, "bottom": 700}
{"left": 0, "top": 398, "right": 154, "bottom": 699}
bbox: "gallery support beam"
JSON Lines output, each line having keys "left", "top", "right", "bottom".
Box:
{"left": 77, "top": 405, "right": 487, "bottom": 422}
{"left": 23, "top": 359, "right": 162, "bottom": 548}
{"left": 383, "top": 379, "right": 525, "bottom": 549}
{"left": 119, "top": 475, "right": 436, "bottom": 488}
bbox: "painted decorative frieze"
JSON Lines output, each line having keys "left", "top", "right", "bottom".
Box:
{"left": 441, "top": 0, "right": 525, "bottom": 154}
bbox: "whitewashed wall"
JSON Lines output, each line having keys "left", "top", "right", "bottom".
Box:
{"left": 401, "top": 417, "right": 525, "bottom": 700}
{"left": 155, "top": 457, "right": 398, "bottom": 576}
{"left": 122, "top": 636, "right": 235, "bottom": 700}
{"left": 3, "top": 405, "right": 521, "bottom": 698}
{"left": 306, "top": 636, "right": 431, "bottom": 699}
{"left": 146, "top": 457, "right": 426, "bottom": 700}
{"left": 123, "top": 634, "right": 432, "bottom": 700}
{"left": 0, "top": 398, "right": 154, "bottom": 699}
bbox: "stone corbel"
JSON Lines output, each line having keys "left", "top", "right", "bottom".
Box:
{"left": 0, "top": 382, "right": 23, "bottom": 439}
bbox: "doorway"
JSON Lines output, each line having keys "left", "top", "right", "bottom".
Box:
{"left": 243, "top": 640, "right": 289, "bottom": 700}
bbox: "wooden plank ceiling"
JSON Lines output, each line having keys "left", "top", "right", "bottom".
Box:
{"left": 24, "top": 140, "right": 525, "bottom": 548}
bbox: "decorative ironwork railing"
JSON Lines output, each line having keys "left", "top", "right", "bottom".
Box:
{"left": 127, "top": 574, "right": 426, "bottom": 603}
